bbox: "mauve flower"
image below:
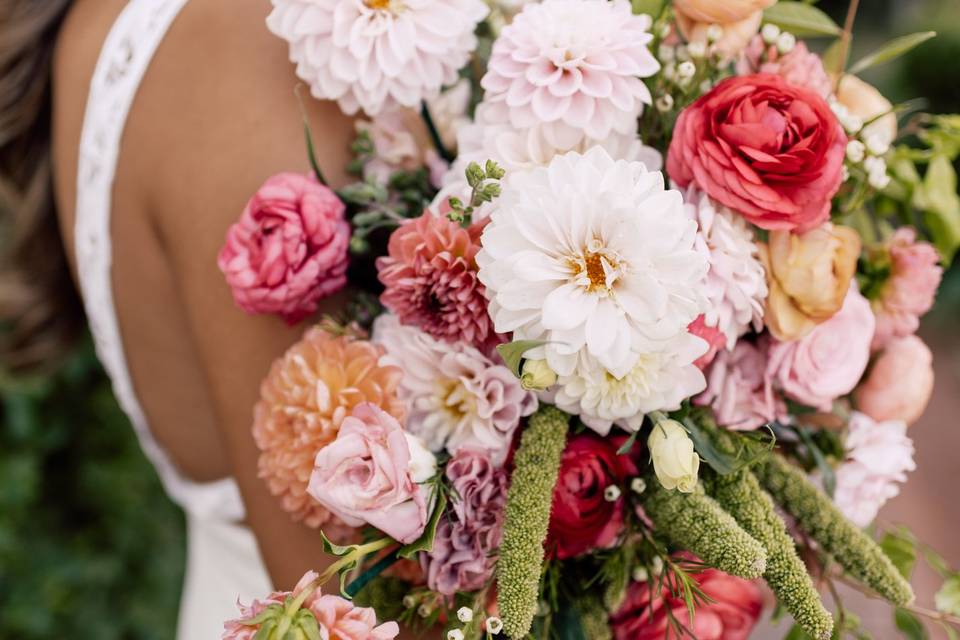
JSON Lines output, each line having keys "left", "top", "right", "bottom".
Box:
{"left": 611, "top": 559, "right": 763, "bottom": 640}
{"left": 738, "top": 36, "right": 833, "bottom": 99}
{"left": 834, "top": 412, "right": 915, "bottom": 527}
{"left": 871, "top": 228, "right": 943, "bottom": 348}
{"left": 421, "top": 449, "right": 508, "bottom": 595}
{"left": 308, "top": 403, "right": 435, "bottom": 544}
{"left": 759, "top": 223, "right": 861, "bottom": 341}
{"left": 218, "top": 173, "right": 350, "bottom": 324}
{"left": 547, "top": 433, "right": 638, "bottom": 559}
{"left": 668, "top": 74, "right": 847, "bottom": 232}
{"left": 377, "top": 211, "right": 501, "bottom": 355}
{"left": 697, "top": 341, "right": 786, "bottom": 431}
{"left": 766, "top": 284, "right": 875, "bottom": 411}
{"left": 223, "top": 570, "right": 399, "bottom": 640}
{"left": 253, "top": 328, "right": 405, "bottom": 528}
{"left": 855, "top": 335, "right": 935, "bottom": 425}
{"left": 688, "top": 315, "right": 727, "bottom": 370}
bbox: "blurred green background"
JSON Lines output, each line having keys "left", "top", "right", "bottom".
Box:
{"left": 0, "top": 0, "right": 958, "bottom": 638}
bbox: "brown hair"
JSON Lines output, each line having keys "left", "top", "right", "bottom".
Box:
{"left": 1, "top": 0, "right": 82, "bottom": 373}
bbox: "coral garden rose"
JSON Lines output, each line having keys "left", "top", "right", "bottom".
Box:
{"left": 870, "top": 228, "right": 943, "bottom": 348}
{"left": 253, "top": 328, "right": 405, "bottom": 528}
{"left": 308, "top": 403, "right": 435, "bottom": 545}
{"left": 855, "top": 335, "right": 935, "bottom": 425}
{"left": 766, "top": 284, "right": 875, "bottom": 411}
{"left": 760, "top": 223, "right": 862, "bottom": 341}
{"left": 547, "top": 433, "right": 638, "bottom": 559}
{"left": 668, "top": 74, "right": 846, "bottom": 232}
{"left": 611, "top": 559, "right": 763, "bottom": 640}
{"left": 218, "top": 172, "right": 350, "bottom": 324}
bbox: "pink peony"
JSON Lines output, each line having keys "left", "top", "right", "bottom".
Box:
{"left": 697, "top": 341, "right": 786, "bottom": 431}
{"left": 421, "top": 449, "right": 508, "bottom": 595}
{"left": 223, "top": 570, "right": 399, "bottom": 640}
{"left": 855, "top": 335, "right": 935, "bottom": 425}
{"left": 766, "top": 284, "right": 875, "bottom": 411}
{"left": 737, "top": 36, "right": 832, "bottom": 99}
{"left": 688, "top": 315, "right": 728, "bottom": 370}
{"left": 610, "top": 559, "right": 763, "bottom": 640}
{"left": 834, "top": 412, "right": 915, "bottom": 527}
{"left": 667, "top": 74, "right": 846, "bottom": 232}
{"left": 377, "top": 212, "right": 502, "bottom": 355}
{"left": 871, "top": 228, "right": 943, "bottom": 348}
{"left": 307, "top": 403, "right": 434, "bottom": 545}
{"left": 218, "top": 173, "right": 350, "bottom": 324}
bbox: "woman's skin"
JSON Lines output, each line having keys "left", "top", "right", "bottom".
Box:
{"left": 52, "top": 1, "right": 430, "bottom": 631}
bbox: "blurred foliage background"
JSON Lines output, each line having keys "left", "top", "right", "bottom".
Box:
{"left": 0, "top": 0, "right": 958, "bottom": 638}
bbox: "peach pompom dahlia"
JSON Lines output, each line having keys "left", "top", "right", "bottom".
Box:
{"left": 253, "top": 327, "right": 405, "bottom": 528}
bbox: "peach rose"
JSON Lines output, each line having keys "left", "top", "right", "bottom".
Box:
{"left": 675, "top": 9, "right": 765, "bottom": 60}
{"left": 760, "top": 224, "right": 861, "bottom": 341}
{"left": 855, "top": 335, "right": 934, "bottom": 425}
{"left": 836, "top": 75, "right": 898, "bottom": 149}
{"left": 673, "top": 0, "right": 776, "bottom": 23}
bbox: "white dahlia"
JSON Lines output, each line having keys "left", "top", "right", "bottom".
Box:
{"left": 267, "top": 0, "right": 489, "bottom": 116}
{"left": 686, "top": 188, "right": 768, "bottom": 348}
{"left": 477, "top": 146, "right": 709, "bottom": 383}
{"left": 480, "top": 0, "right": 659, "bottom": 149}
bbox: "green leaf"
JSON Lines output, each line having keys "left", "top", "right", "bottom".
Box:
{"left": 616, "top": 430, "right": 639, "bottom": 456}
{"left": 630, "top": 0, "right": 663, "bottom": 16}
{"left": 320, "top": 530, "right": 359, "bottom": 557}
{"left": 918, "top": 154, "right": 960, "bottom": 260}
{"left": 797, "top": 427, "right": 836, "bottom": 497}
{"left": 936, "top": 575, "right": 960, "bottom": 616}
{"left": 496, "top": 340, "right": 549, "bottom": 377}
{"left": 894, "top": 607, "right": 928, "bottom": 640}
{"left": 682, "top": 417, "right": 738, "bottom": 475}
{"left": 762, "top": 2, "right": 842, "bottom": 37}
{"left": 849, "top": 32, "right": 936, "bottom": 75}
{"left": 881, "top": 530, "right": 918, "bottom": 580}
{"left": 302, "top": 119, "right": 328, "bottom": 186}
{"left": 398, "top": 489, "right": 447, "bottom": 559}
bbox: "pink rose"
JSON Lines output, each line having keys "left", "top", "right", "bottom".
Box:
{"left": 855, "top": 335, "right": 934, "bottom": 425}
{"left": 218, "top": 172, "right": 350, "bottom": 324}
{"left": 871, "top": 228, "right": 943, "bottom": 349}
{"left": 766, "top": 284, "right": 875, "bottom": 411}
{"left": 737, "top": 36, "right": 832, "bottom": 99}
{"left": 689, "top": 314, "right": 727, "bottom": 370}
{"left": 668, "top": 74, "right": 846, "bottom": 232}
{"left": 307, "top": 403, "right": 435, "bottom": 544}
{"left": 696, "top": 341, "right": 786, "bottom": 431}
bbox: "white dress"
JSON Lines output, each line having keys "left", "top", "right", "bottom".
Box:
{"left": 73, "top": 1, "right": 273, "bottom": 638}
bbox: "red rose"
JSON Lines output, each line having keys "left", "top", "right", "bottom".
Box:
{"left": 611, "top": 559, "right": 763, "bottom": 640}
{"left": 546, "top": 434, "right": 638, "bottom": 560}
{"left": 668, "top": 74, "right": 846, "bottom": 232}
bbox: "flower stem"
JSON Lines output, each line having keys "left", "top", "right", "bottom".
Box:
{"left": 420, "top": 100, "right": 454, "bottom": 163}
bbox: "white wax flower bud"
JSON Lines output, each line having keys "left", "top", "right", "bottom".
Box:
{"left": 864, "top": 155, "right": 885, "bottom": 175}
{"left": 868, "top": 167, "right": 891, "bottom": 190}
{"left": 651, "top": 556, "right": 665, "bottom": 575}
{"left": 842, "top": 164, "right": 851, "bottom": 182}
{"left": 677, "top": 61, "right": 696, "bottom": 80}
{"left": 658, "top": 44, "right": 676, "bottom": 62}
{"left": 630, "top": 477, "right": 647, "bottom": 495}
{"left": 761, "top": 23, "right": 781, "bottom": 44}
{"left": 843, "top": 114, "right": 864, "bottom": 135}
{"left": 447, "top": 630, "right": 465, "bottom": 640}
{"left": 846, "top": 140, "right": 866, "bottom": 163}
{"left": 486, "top": 617, "right": 504, "bottom": 635}
{"left": 404, "top": 433, "right": 438, "bottom": 483}
{"left": 706, "top": 23, "right": 724, "bottom": 43}
{"left": 647, "top": 419, "right": 700, "bottom": 493}
{"left": 604, "top": 485, "right": 622, "bottom": 502}
{"left": 520, "top": 359, "right": 557, "bottom": 391}
{"left": 656, "top": 94, "right": 675, "bottom": 112}
{"left": 403, "top": 595, "right": 417, "bottom": 609}
{"left": 865, "top": 133, "right": 890, "bottom": 156}
{"left": 632, "top": 566, "right": 649, "bottom": 582}
{"left": 456, "top": 607, "right": 474, "bottom": 623}
{"left": 418, "top": 604, "right": 432, "bottom": 618}
{"left": 675, "top": 44, "right": 690, "bottom": 62}
{"left": 776, "top": 31, "right": 796, "bottom": 54}
{"left": 659, "top": 22, "right": 671, "bottom": 39}
{"left": 687, "top": 41, "right": 707, "bottom": 59}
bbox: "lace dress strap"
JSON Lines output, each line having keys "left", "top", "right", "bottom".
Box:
{"left": 75, "top": 0, "right": 245, "bottom": 522}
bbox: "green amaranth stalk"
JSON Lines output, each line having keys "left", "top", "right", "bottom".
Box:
{"left": 755, "top": 454, "right": 914, "bottom": 606}
{"left": 496, "top": 405, "right": 570, "bottom": 639}
{"left": 642, "top": 480, "right": 768, "bottom": 579}
{"left": 710, "top": 469, "right": 834, "bottom": 640}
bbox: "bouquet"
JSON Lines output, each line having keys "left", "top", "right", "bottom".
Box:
{"left": 217, "top": 0, "right": 960, "bottom": 638}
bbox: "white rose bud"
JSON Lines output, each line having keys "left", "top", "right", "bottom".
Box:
{"left": 520, "top": 359, "right": 557, "bottom": 391}
{"left": 647, "top": 419, "right": 700, "bottom": 493}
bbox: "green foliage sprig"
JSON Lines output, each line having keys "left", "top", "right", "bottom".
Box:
{"left": 446, "top": 160, "right": 505, "bottom": 226}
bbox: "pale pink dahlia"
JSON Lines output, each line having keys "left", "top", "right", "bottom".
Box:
{"left": 737, "top": 36, "right": 833, "bottom": 99}
{"left": 253, "top": 328, "right": 405, "bottom": 528}
{"left": 871, "top": 228, "right": 943, "bottom": 349}
{"left": 377, "top": 211, "right": 501, "bottom": 355}
{"left": 480, "top": 0, "right": 659, "bottom": 149}
{"left": 267, "top": 0, "right": 488, "bottom": 116}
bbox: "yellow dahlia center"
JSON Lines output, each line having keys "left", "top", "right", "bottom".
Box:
{"left": 584, "top": 253, "right": 606, "bottom": 289}
{"left": 364, "top": 0, "right": 402, "bottom": 11}
{"left": 569, "top": 241, "right": 625, "bottom": 294}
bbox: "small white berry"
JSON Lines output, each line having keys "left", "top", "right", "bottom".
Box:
{"left": 687, "top": 41, "right": 707, "bottom": 59}
{"left": 675, "top": 44, "right": 690, "bottom": 62}
{"left": 456, "top": 607, "right": 474, "bottom": 623}
{"left": 651, "top": 556, "right": 665, "bottom": 575}
{"left": 659, "top": 22, "right": 672, "bottom": 39}
{"left": 658, "top": 44, "right": 676, "bottom": 62}
{"left": 604, "top": 485, "right": 622, "bottom": 502}
{"left": 776, "top": 32, "right": 796, "bottom": 54}
{"left": 846, "top": 140, "right": 866, "bottom": 163}
{"left": 843, "top": 114, "right": 864, "bottom": 135}
{"left": 418, "top": 604, "right": 432, "bottom": 618}
{"left": 662, "top": 62, "right": 677, "bottom": 82}
{"left": 865, "top": 133, "right": 890, "bottom": 156}
{"left": 761, "top": 23, "right": 781, "bottom": 44}
{"left": 486, "top": 617, "right": 504, "bottom": 635}
{"left": 656, "top": 94, "right": 675, "bottom": 112}
{"left": 677, "top": 60, "right": 696, "bottom": 80}
{"left": 447, "top": 630, "right": 465, "bottom": 640}
{"left": 632, "top": 566, "right": 650, "bottom": 582}
{"left": 706, "top": 24, "right": 724, "bottom": 43}
{"left": 403, "top": 595, "right": 417, "bottom": 609}
{"left": 630, "top": 478, "right": 647, "bottom": 495}
{"left": 868, "top": 167, "right": 891, "bottom": 190}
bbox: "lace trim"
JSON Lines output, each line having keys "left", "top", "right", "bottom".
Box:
{"left": 75, "top": 0, "right": 244, "bottom": 521}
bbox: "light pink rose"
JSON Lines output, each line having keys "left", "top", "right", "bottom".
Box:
{"left": 737, "top": 36, "right": 833, "bottom": 99}
{"left": 871, "top": 228, "right": 943, "bottom": 348}
{"left": 218, "top": 173, "right": 350, "bottom": 324}
{"left": 697, "top": 341, "right": 786, "bottom": 431}
{"left": 766, "top": 284, "right": 875, "bottom": 410}
{"left": 855, "top": 335, "right": 934, "bottom": 425}
{"left": 307, "top": 403, "right": 433, "bottom": 544}
{"left": 834, "top": 412, "right": 915, "bottom": 527}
